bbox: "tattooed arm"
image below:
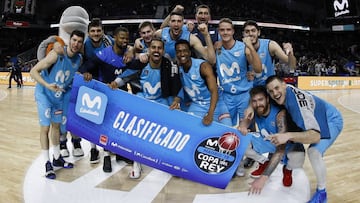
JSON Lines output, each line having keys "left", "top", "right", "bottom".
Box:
{"left": 248, "top": 109, "right": 287, "bottom": 195}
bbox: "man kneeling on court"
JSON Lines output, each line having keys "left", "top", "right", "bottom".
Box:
{"left": 237, "top": 86, "right": 305, "bottom": 194}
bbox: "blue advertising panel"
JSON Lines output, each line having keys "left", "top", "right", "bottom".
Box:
{"left": 67, "top": 74, "right": 250, "bottom": 189}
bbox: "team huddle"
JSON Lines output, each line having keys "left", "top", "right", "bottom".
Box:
{"left": 30, "top": 4, "right": 342, "bottom": 203}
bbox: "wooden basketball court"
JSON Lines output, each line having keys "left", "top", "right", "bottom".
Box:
{"left": 0, "top": 85, "right": 359, "bottom": 202}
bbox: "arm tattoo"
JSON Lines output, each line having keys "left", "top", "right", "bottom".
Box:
{"left": 262, "top": 109, "right": 287, "bottom": 176}
{"left": 277, "top": 110, "right": 287, "bottom": 133}
{"left": 262, "top": 144, "right": 286, "bottom": 176}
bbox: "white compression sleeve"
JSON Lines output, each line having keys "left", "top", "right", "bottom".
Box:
{"left": 308, "top": 147, "right": 326, "bottom": 189}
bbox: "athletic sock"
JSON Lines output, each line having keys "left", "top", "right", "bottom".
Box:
{"left": 42, "top": 150, "right": 50, "bottom": 161}
{"left": 53, "top": 145, "right": 61, "bottom": 159}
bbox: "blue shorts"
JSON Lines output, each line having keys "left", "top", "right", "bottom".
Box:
{"left": 136, "top": 92, "right": 169, "bottom": 106}
{"left": 310, "top": 106, "right": 343, "bottom": 155}
{"left": 187, "top": 96, "right": 232, "bottom": 126}
{"left": 250, "top": 132, "right": 276, "bottom": 154}
{"left": 35, "top": 91, "right": 63, "bottom": 127}
{"left": 222, "top": 91, "right": 250, "bottom": 126}
{"left": 250, "top": 132, "right": 305, "bottom": 165}
{"left": 60, "top": 90, "right": 71, "bottom": 134}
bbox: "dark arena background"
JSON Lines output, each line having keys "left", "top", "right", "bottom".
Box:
{"left": 1, "top": 0, "right": 360, "bottom": 203}
{"left": 1, "top": 0, "right": 359, "bottom": 77}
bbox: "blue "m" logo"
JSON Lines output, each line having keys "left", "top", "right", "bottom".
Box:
{"left": 75, "top": 86, "right": 108, "bottom": 124}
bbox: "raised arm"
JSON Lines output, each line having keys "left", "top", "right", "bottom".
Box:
{"left": 160, "top": 5, "right": 184, "bottom": 29}
{"left": 190, "top": 24, "right": 216, "bottom": 65}
{"left": 243, "top": 36, "right": 262, "bottom": 73}
{"left": 269, "top": 41, "right": 296, "bottom": 71}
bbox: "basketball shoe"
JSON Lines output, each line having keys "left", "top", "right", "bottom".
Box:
{"left": 308, "top": 188, "right": 327, "bottom": 203}
{"left": 282, "top": 165, "right": 292, "bottom": 187}
{"left": 72, "top": 138, "right": 84, "bottom": 157}
{"left": 60, "top": 140, "right": 69, "bottom": 158}
{"left": 243, "top": 157, "right": 255, "bottom": 168}
{"left": 250, "top": 161, "right": 269, "bottom": 178}
{"left": 116, "top": 154, "right": 134, "bottom": 164}
{"left": 236, "top": 165, "right": 245, "bottom": 177}
{"left": 53, "top": 155, "right": 74, "bottom": 168}
{"left": 90, "top": 148, "right": 100, "bottom": 164}
{"left": 45, "top": 161, "right": 56, "bottom": 179}
{"left": 129, "top": 162, "right": 142, "bottom": 179}
{"left": 103, "top": 155, "right": 112, "bottom": 173}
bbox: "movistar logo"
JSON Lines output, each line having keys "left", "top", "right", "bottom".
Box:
{"left": 333, "top": 0, "right": 350, "bottom": 17}
{"left": 55, "top": 70, "right": 71, "bottom": 83}
{"left": 76, "top": 86, "right": 108, "bottom": 124}
{"left": 143, "top": 82, "right": 161, "bottom": 95}
{"left": 184, "top": 84, "right": 200, "bottom": 98}
{"left": 220, "top": 62, "right": 240, "bottom": 77}
{"left": 82, "top": 93, "right": 102, "bottom": 109}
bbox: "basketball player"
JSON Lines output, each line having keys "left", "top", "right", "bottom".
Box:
{"left": 265, "top": 75, "right": 343, "bottom": 203}
{"left": 243, "top": 20, "right": 296, "bottom": 86}
{"left": 133, "top": 21, "right": 156, "bottom": 63}
{"left": 80, "top": 26, "right": 135, "bottom": 173}
{"left": 154, "top": 11, "right": 215, "bottom": 65}
{"left": 110, "top": 38, "right": 182, "bottom": 178}
{"left": 30, "top": 30, "right": 85, "bottom": 179}
{"left": 238, "top": 86, "right": 305, "bottom": 194}
{"left": 215, "top": 18, "right": 262, "bottom": 176}
{"left": 75, "top": 17, "right": 115, "bottom": 164}
{"left": 242, "top": 19, "right": 297, "bottom": 170}
{"left": 215, "top": 18, "right": 262, "bottom": 126}
{"left": 169, "top": 39, "right": 232, "bottom": 126}
{"left": 83, "top": 18, "right": 114, "bottom": 61}
{"left": 7, "top": 61, "right": 20, "bottom": 88}
{"left": 161, "top": 4, "right": 220, "bottom": 46}
{"left": 111, "top": 38, "right": 181, "bottom": 106}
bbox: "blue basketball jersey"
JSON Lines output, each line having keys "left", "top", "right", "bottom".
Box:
{"left": 255, "top": 103, "right": 281, "bottom": 136}
{"left": 161, "top": 27, "right": 191, "bottom": 61}
{"left": 94, "top": 46, "right": 127, "bottom": 83}
{"left": 216, "top": 40, "right": 252, "bottom": 94}
{"left": 35, "top": 47, "right": 82, "bottom": 103}
{"left": 84, "top": 35, "right": 114, "bottom": 60}
{"left": 138, "top": 64, "right": 162, "bottom": 100}
{"left": 252, "top": 39, "right": 275, "bottom": 86}
{"left": 285, "top": 85, "right": 334, "bottom": 139}
{"left": 179, "top": 58, "right": 211, "bottom": 106}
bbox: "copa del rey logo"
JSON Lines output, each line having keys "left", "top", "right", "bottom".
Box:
{"left": 75, "top": 86, "right": 108, "bottom": 124}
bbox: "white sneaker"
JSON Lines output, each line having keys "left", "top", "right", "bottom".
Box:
{"left": 236, "top": 165, "right": 245, "bottom": 177}
{"left": 72, "top": 140, "right": 84, "bottom": 157}
{"left": 60, "top": 148, "right": 70, "bottom": 158}
{"left": 129, "top": 162, "right": 142, "bottom": 179}
{"left": 73, "top": 147, "right": 84, "bottom": 157}
{"left": 60, "top": 141, "right": 69, "bottom": 157}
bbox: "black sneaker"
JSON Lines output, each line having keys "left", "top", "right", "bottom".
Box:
{"left": 116, "top": 154, "right": 133, "bottom": 164}
{"left": 90, "top": 148, "right": 100, "bottom": 164}
{"left": 53, "top": 156, "right": 74, "bottom": 168}
{"left": 243, "top": 157, "right": 255, "bottom": 169}
{"left": 45, "top": 161, "right": 56, "bottom": 179}
{"left": 103, "top": 156, "right": 112, "bottom": 173}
